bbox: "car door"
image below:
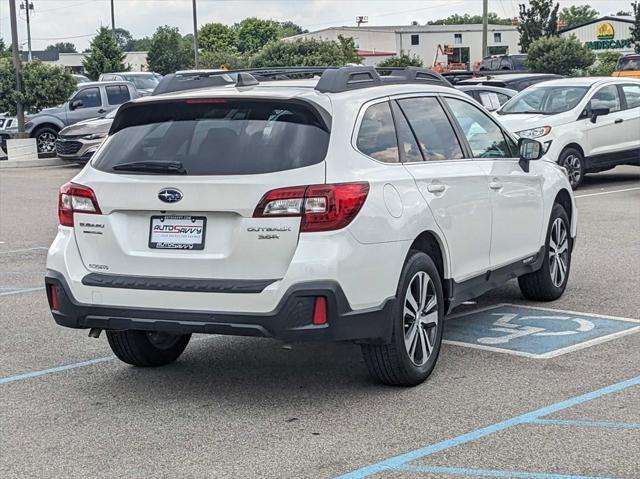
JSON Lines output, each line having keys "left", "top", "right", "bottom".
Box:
{"left": 392, "top": 95, "right": 492, "bottom": 282}
{"left": 66, "top": 87, "right": 105, "bottom": 124}
{"left": 584, "top": 84, "right": 626, "bottom": 158}
{"left": 617, "top": 83, "right": 640, "bottom": 154}
{"left": 443, "top": 95, "right": 544, "bottom": 269}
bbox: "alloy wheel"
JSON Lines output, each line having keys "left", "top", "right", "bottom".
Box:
{"left": 403, "top": 271, "right": 438, "bottom": 366}
{"left": 37, "top": 132, "right": 57, "bottom": 153}
{"left": 563, "top": 154, "right": 582, "bottom": 188}
{"left": 549, "top": 217, "right": 569, "bottom": 288}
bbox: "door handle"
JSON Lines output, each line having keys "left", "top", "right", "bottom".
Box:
{"left": 426, "top": 184, "right": 446, "bottom": 194}
{"left": 97, "top": 109, "right": 106, "bottom": 114}
{"left": 614, "top": 118, "right": 624, "bottom": 124}
{"left": 489, "top": 181, "right": 503, "bottom": 190}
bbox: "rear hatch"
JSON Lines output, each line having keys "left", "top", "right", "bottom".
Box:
{"left": 73, "top": 97, "right": 330, "bottom": 281}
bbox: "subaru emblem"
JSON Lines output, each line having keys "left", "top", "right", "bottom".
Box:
{"left": 158, "top": 188, "right": 183, "bottom": 203}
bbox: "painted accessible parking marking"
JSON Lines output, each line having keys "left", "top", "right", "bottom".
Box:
{"left": 444, "top": 304, "right": 640, "bottom": 358}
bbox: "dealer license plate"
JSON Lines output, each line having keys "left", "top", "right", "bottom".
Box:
{"left": 149, "top": 215, "right": 206, "bottom": 250}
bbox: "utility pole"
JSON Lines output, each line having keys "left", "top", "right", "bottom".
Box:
{"left": 9, "top": 0, "right": 26, "bottom": 135}
{"left": 482, "top": 0, "right": 488, "bottom": 59}
{"left": 20, "top": 0, "right": 34, "bottom": 62}
{"left": 192, "top": 0, "right": 199, "bottom": 68}
{"left": 110, "top": 0, "right": 115, "bottom": 36}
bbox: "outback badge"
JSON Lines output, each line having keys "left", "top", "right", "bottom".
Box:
{"left": 158, "top": 188, "right": 183, "bottom": 203}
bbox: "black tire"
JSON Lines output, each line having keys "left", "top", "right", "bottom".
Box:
{"left": 361, "top": 250, "right": 445, "bottom": 387}
{"left": 106, "top": 330, "right": 191, "bottom": 367}
{"left": 32, "top": 125, "right": 59, "bottom": 154}
{"left": 559, "top": 147, "right": 585, "bottom": 190}
{"left": 518, "top": 203, "right": 571, "bottom": 301}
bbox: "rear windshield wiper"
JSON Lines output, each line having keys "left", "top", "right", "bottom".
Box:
{"left": 112, "top": 161, "right": 187, "bottom": 174}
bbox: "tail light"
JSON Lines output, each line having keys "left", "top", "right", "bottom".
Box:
{"left": 58, "top": 182, "right": 101, "bottom": 227}
{"left": 312, "top": 296, "right": 328, "bottom": 325}
{"left": 253, "top": 182, "right": 369, "bottom": 232}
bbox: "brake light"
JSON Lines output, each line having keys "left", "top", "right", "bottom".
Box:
{"left": 58, "top": 182, "right": 102, "bottom": 227}
{"left": 185, "top": 98, "right": 227, "bottom": 104}
{"left": 253, "top": 182, "right": 369, "bottom": 232}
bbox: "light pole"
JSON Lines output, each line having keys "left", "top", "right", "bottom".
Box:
{"left": 482, "top": 0, "right": 488, "bottom": 59}
{"left": 111, "top": 0, "right": 115, "bottom": 36}
{"left": 9, "top": 0, "right": 26, "bottom": 135}
{"left": 192, "top": 0, "right": 199, "bottom": 68}
{"left": 20, "top": 0, "right": 34, "bottom": 62}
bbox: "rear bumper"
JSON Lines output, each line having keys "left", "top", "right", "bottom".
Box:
{"left": 45, "top": 270, "right": 394, "bottom": 344}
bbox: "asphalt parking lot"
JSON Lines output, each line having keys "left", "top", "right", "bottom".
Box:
{"left": 1, "top": 164, "right": 639, "bottom": 479}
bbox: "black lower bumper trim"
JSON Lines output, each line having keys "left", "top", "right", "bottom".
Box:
{"left": 82, "top": 272, "right": 277, "bottom": 294}
{"left": 46, "top": 270, "right": 394, "bottom": 344}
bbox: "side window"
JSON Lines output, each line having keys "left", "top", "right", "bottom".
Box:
{"left": 445, "top": 97, "right": 515, "bottom": 158}
{"left": 411, "top": 34, "right": 419, "bottom": 46}
{"left": 106, "top": 85, "right": 131, "bottom": 105}
{"left": 73, "top": 88, "right": 101, "bottom": 108}
{"left": 397, "top": 97, "right": 464, "bottom": 161}
{"left": 621, "top": 84, "right": 640, "bottom": 109}
{"left": 495, "top": 92, "right": 511, "bottom": 106}
{"left": 356, "top": 102, "right": 399, "bottom": 163}
{"left": 591, "top": 85, "right": 621, "bottom": 112}
{"left": 390, "top": 102, "right": 423, "bottom": 162}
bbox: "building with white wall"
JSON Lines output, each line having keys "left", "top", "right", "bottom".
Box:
{"left": 559, "top": 16, "right": 635, "bottom": 56}
{"left": 285, "top": 24, "right": 520, "bottom": 68}
{"left": 50, "top": 52, "right": 149, "bottom": 74}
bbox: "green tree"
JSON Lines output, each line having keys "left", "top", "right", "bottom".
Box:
{"left": 45, "top": 42, "right": 77, "bottom": 53}
{"left": 199, "top": 23, "right": 238, "bottom": 53}
{"left": 147, "top": 25, "right": 193, "bottom": 75}
{"left": 377, "top": 54, "right": 423, "bottom": 67}
{"left": 126, "top": 37, "right": 152, "bottom": 51}
{"left": 82, "top": 27, "right": 127, "bottom": 80}
{"left": 235, "top": 18, "right": 280, "bottom": 54}
{"left": 250, "top": 38, "right": 360, "bottom": 67}
{"left": 518, "top": 0, "right": 560, "bottom": 53}
{"left": 336, "top": 35, "right": 361, "bottom": 64}
{"left": 277, "top": 21, "right": 308, "bottom": 38}
{"left": 526, "top": 35, "right": 595, "bottom": 75}
{"left": 114, "top": 28, "right": 133, "bottom": 51}
{"left": 0, "top": 58, "right": 75, "bottom": 116}
{"left": 632, "top": 1, "right": 640, "bottom": 53}
{"left": 588, "top": 52, "right": 623, "bottom": 76}
{"left": 0, "top": 39, "right": 10, "bottom": 59}
{"left": 559, "top": 5, "right": 599, "bottom": 28}
{"left": 428, "top": 13, "right": 513, "bottom": 25}
{"left": 200, "top": 50, "right": 249, "bottom": 70}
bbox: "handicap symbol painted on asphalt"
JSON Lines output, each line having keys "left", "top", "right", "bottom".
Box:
{"left": 444, "top": 304, "right": 640, "bottom": 358}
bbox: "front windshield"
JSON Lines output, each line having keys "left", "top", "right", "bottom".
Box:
{"left": 124, "top": 75, "right": 159, "bottom": 90}
{"left": 499, "top": 86, "right": 588, "bottom": 115}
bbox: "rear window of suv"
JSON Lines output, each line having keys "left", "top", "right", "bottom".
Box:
{"left": 92, "top": 99, "right": 330, "bottom": 175}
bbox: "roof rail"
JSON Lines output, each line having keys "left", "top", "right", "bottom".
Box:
{"left": 376, "top": 66, "right": 452, "bottom": 86}
{"left": 315, "top": 66, "right": 381, "bottom": 93}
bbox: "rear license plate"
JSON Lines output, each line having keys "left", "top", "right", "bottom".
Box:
{"left": 149, "top": 215, "right": 206, "bottom": 250}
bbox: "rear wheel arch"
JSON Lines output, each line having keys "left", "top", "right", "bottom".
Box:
{"left": 409, "top": 231, "right": 448, "bottom": 285}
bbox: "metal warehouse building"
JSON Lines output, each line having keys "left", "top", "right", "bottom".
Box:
{"left": 559, "top": 16, "right": 635, "bottom": 56}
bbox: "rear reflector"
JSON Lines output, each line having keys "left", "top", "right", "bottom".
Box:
{"left": 49, "top": 284, "right": 60, "bottom": 311}
{"left": 253, "top": 182, "right": 369, "bottom": 232}
{"left": 312, "top": 296, "right": 328, "bottom": 325}
{"left": 58, "top": 182, "right": 102, "bottom": 227}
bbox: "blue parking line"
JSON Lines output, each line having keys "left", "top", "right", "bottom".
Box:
{"left": 397, "top": 464, "right": 614, "bottom": 479}
{"left": 335, "top": 375, "right": 640, "bottom": 479}
{"left": 0, "top": 356, "right": 115, "bottom": 385}
{"left": 529, "top": 419, "right": 640, "bottom": 430}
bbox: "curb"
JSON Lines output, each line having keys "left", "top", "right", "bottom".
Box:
{"left": 0, "top": 158, "right": 69, "bottom": 169}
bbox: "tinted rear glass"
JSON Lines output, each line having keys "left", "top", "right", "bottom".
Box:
{"left": 93, "top": 99, "right": 330, "bottom": 175}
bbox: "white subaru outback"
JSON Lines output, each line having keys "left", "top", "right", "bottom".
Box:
{"left": 45, "top": 67, "right": 577, "bottom": 386}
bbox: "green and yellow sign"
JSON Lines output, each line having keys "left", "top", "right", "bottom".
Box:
{"left": 585, "top": 22, "right": 632, "bottom": 50}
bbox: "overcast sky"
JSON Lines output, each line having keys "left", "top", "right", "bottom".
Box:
{"left": 0, "top": 0, "right": 634, "bottom": 51}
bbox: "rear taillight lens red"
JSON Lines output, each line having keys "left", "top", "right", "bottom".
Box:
{"left": 58, "top": 182, "right": 102, "bottom": 227}
{"left": 253, "top": 182, "right": 369, "bottom": 232}
{"left": 312, "top": 296, "right": 328, "bottom": 325}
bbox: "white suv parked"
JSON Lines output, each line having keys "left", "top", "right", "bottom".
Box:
{"left": 496, "top": 77, "right": 640, "bottom": 188}
{"left": 46, "top": 67, "right": 577, "bottom": 386}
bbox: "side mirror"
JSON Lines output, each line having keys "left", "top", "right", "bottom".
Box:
{"left": 518, "top": 138, "right": 543, "bottom": 173}
{"left": 589, "top": 106, "right": 610, "bottom": 124}
{"left": 69, "top": 99, "right": 83, "bottom": 110}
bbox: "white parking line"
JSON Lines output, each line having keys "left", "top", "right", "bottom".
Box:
{"left": 575, "top": 187, "right": 640, "bottom": 198}
{"left": 0, "top": 287, "right": 45, "bottom": 296}
{"left": 0, "top": 246, "right": 48, "bottom": 255}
